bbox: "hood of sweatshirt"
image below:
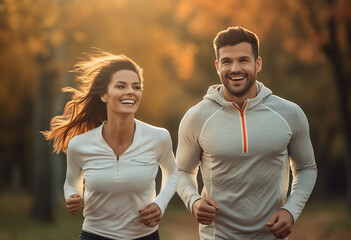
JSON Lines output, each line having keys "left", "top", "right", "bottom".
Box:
{"left": 203, "top": 81, "right": 272, "bottom": 111}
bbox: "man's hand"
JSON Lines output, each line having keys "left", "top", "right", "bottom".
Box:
{"left": 266, "top": 209, "right": 294, "bottom": 239}
{"left": 192, "top": 198, "right": 220, "bottom": 225}
{"left": 139, "top": 203, "right": 162, "bottom": 227}
{"left": 66, "top": 194, "right": 83, "bottom": 215}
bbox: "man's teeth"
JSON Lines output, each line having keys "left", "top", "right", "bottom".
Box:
{"left": 121, "top": 100, "right": 135, "bottom": 104}
{"left": 229, "top": 76, "right": 245, "bottom": 80}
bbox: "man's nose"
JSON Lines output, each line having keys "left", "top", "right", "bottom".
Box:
{"left": 230, "top": 62, "right": 240, "bottom": 71}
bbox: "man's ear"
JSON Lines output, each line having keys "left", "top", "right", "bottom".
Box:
{"left": 215, "top": 60, "right": 220, "bottom": 75}
{"left": 256, "top": 56, "right": 262, "bottom": 73}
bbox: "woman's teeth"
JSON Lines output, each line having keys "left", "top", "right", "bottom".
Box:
{"left": 121, "top": 100, "right": 135, "bottom": 104}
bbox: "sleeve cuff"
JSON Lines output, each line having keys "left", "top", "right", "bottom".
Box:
{"left": 280, "top": 206, "right": 297, "bottom": 223}
{"left": 189, "top": 196, "right": 202, "bottom": 215}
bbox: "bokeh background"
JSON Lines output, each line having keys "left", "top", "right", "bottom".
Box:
{"left": 1, "top": 0, "right": 351, "bottom": 239}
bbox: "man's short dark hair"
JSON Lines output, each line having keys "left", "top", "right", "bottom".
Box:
{"left": 213, "top": 26, "right": 260, "bottom": 60}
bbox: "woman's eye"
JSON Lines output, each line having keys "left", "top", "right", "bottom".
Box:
{"left": 116, "top": 85, "right": 124, "bottom": 88}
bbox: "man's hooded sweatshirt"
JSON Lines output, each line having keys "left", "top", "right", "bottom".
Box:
{"left": 176, "top": 82, "right": 317, "bottom": 240}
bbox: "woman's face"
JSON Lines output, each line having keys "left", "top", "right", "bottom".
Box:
{"left": 100, "top": 70, "right": 142, "bottom": 116}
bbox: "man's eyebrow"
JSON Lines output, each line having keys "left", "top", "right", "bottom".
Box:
{"left": 220, "top": 57, "right": 231, "bottom": 62}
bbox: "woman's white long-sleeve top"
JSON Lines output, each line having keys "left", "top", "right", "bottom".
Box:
{"left": 64, "top": 119, "right": 178, "bottom": 239}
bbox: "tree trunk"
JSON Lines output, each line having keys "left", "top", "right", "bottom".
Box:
{"left": 31, "top": 53, "right": 57, "bottom": 221}
{"left": 323, "top": 16, "right": 351, "bottom": 213}
{"left": 312, "top": 128, "right": 335, "bottom": 198}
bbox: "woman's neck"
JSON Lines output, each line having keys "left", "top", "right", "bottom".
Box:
{"left": 102, "top": 115, "right": 135, "bottom": 155}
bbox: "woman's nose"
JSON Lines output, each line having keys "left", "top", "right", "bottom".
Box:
{"left": 125, "top": 86, "right": 136, "bottom": 94}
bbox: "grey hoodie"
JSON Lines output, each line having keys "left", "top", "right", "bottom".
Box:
{"left": 176, "top": 82, "right": 317, "bottom": 240}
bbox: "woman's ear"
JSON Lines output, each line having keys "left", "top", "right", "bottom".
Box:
{"left": 100, "top": 94, "right": 107, "bottom": 103}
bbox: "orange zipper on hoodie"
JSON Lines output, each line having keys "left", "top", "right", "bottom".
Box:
{"left": 232, "top": 101, "right": 248, "bottom": 153}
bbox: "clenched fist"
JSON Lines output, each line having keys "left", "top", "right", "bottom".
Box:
{"left": 66, "top": 194, "right": 83, "bottom": 215}
{"left": 192, "top": 198, "right": 220, "bottom": 225}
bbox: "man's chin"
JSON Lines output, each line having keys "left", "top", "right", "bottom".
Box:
{"left": 228, "top": 86, "right": 248, "bottom": 97}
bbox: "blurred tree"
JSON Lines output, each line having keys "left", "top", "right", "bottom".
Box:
{"left": 0, "top": 0, "right": 36, "bottom": 192}
{"left": 0, "top": 0, "right": 68, "bottom": 221}
{"left": 22, "top": 0, "right": 61, "bottom": 221}
{"left": 32, "top": 51, "right": 57, "bottom": 222}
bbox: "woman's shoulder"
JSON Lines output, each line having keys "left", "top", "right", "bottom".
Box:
{"left": 136, "top": 119, "right": 170, "bottom": 138}
{"left": 68, "top": 125, "right": 101, "bottom": 149}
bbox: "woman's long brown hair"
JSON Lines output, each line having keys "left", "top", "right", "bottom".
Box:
{"left": 43, "top": 51, "right": 143, "bottom": 153}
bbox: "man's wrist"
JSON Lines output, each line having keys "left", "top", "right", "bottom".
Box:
{"left": 190, "top": 197, "right": 202, "bottom": 216}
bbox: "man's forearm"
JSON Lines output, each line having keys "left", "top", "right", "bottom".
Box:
{"left": 177, "top": 169, "right": 202, "bottom": 213}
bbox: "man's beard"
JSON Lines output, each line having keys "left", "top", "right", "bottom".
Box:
{"left": 220, "top": 73, "right": 256, "bottom": 97}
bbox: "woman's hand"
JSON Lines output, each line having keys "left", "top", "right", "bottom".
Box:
{"left": 66, "top": 194, "right": 83, "bottom": 215}
{"left": 139, "top": 203, "right": 162, "bottom": 227}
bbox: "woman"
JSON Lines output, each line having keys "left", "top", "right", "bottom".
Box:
{"left": 44, "top": 52, "right": 178, "bottom": 240}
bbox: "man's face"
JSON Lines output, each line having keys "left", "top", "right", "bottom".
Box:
{"left": 215, "top": 42, "right": 262, "bottom": 102}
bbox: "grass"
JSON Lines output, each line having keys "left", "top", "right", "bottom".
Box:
{"left": 0, "top": 192, "right": 351, "bottom": 240}
{"left": 0, "top": 191, "right": 83, "bottom": 240}
{"left": 289, "top": 198, "right": 351, "bottom": 240}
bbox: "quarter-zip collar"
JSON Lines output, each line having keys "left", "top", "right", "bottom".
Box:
{"left": 97, "top": 120, "right": 142, "bottom": 156}
{"left": 204, "top": 81, "right": 272, "bottom": 154}
{"left": 203, "top": 81, "right": 272, "bottom": 111}
{"left": 232, "top": 101, "right": 249, "bottom": 153}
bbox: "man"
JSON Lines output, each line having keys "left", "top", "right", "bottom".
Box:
{"left": 176, "top": 26, "right": 317, "bottom": 240}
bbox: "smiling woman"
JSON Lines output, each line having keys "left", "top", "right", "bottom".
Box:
{"left": 42, "top": 51, "right": 178, "bottom": 240}
{"left": 100, "top": 70, "right": 142, "bottom": 117}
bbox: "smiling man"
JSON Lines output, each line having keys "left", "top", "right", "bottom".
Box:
{"left": 176, "top": 26, "right": 317, "bottom": 240}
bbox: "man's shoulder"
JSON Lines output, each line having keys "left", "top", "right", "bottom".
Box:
{"left": 263, "top": 95, "right": 307, "bottom": 123}
{"left": 185, "top": 99, "right": 221, "bottom": 119}
{"left": 264, "top": 95, "right": 302, "bottom": 112}
{"left": 180, "top": 99, "right": 221, "bottom": 131}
